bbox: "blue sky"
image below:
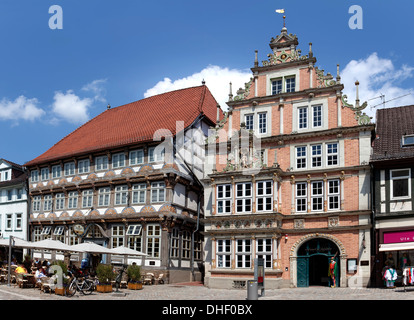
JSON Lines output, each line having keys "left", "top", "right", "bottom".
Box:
{"left": 1, "top": 0, "right": 414, "bottom": 165}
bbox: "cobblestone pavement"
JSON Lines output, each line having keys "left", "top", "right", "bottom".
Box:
{"left": 1, "top": 283, "right": 414, "bottom": 301}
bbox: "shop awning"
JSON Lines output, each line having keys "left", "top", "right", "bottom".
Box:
{"left": 379, "top": 242, "right": 414, "bottom": 251}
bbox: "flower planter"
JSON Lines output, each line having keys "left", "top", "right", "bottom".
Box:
{"left": 127, "top": 282, "right": 143, "bottom": 290}
{"left": 55, "top": 287, "right": 70, "bottom": 296}
{"left": 96, "top": 284, "right": 112, "bottom": 293}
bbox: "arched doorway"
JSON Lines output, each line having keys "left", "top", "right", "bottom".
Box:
{"left": 296, "top": 238, "right": 340, "bottom": 287}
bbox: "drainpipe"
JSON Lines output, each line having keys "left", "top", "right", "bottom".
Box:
{"left": 191, "top": 194, "right": 201, "bottom": 281}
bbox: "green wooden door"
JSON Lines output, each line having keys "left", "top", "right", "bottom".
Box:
{"left": 297, "top": 257, "right": 309, "bottom": 287}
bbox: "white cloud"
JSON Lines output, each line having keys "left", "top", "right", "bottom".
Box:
{"left": 51, "top": 90, "right": 93, "bottom": 124}
{"left": 143, "top": 65, "right": 252, "bottom": 110}
{"left": 82, "top": 78, "right": 108, "bottom": 103}
{"left": 341, "top": 52, "right": 414, "bottom": 120}
{"left": 0, "top": 96, "right": 45, "bottom": 122}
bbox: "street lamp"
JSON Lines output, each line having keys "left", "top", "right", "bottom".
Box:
{"left": 7, "top": 236, "right": 15, "bottom": 287}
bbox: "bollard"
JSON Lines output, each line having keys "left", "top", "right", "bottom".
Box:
{"left": 247, "top": 280, "right": 258, "bottom": 300}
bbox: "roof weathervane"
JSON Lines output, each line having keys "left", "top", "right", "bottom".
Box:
{"left": 275, "top": 9, "right": 286, "bottom": 28}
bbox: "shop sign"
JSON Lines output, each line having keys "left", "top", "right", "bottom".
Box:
{"left": 73, "top": 224, "right": 85, "bottom": 236}
{"left": 384, "top": 230, "right": 414, "bottom": 244}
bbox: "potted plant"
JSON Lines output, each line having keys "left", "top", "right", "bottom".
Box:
{"left": 127, "top": 264, "right": 142, "bottom": 290}
{"left": 96, "top": 263, "right": 115, "bottom": 293}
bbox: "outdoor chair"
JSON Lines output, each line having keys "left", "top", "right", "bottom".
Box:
{"left": 155, "top": 273, "right": 164, "bottom": 285}
{"left": 39, "top": 276, "right": 56, "bottom": 294}
{"left": 143, "top": 272, "right": 154, "bottom": 285}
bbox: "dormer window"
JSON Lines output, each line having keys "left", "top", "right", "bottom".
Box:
{"left": 402, "top": 135, "right": 414, "bottom": 146}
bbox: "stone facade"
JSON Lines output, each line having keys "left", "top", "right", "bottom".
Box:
{"left": 203, "top": 26, "right": 374, "bottom": 289}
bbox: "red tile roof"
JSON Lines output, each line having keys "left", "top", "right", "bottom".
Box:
{"left": 25, "top": 85, "right": 221, "bottom": 166}
{"left": 371, "top": 105, "right": 414, "bottom": 161}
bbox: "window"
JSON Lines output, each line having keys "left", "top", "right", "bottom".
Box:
{"left": 98, "top": 187, "right": 111, "bottom": 206}
{"left": 15, "top": 213, "right": 22, "bottom": 231}
{"left": 96, "top": 156, "right": 108, "bottom": 171}
{"left": 126, "top": 225, "right": 142, "bottom": 236}
{"left": 78, "top": 159, "right": 90, "bottom": 174}
{"left": 31, "top": 170, "right": 39, "bottom": 182}
{"left": 68, "top": 191, "right": 78, "bottom": 209}
{"left": 182, "top": 231, "right": 191, "bottom": 259}
{"left": 312, "top": 105, "right": 322, "bottom": 128}
{"left": 41, "top": 226, "right": 51, "bottom": 236}
{"left": 217, "top": 184, "right": 232, "bottom": 214}
{"left": 7, "top": 190, "right": 13, "bottom": 201}
{"left": 296, "top": 146, "right": 307, "bottom": 169}
{"left": 132, "top": 183, "right": 146, "bottom": 204}
{"left": 217, "top": 239, "right": 231, "bottom": 268}
{"left": 17, "top": 188, "right": 23, "bottom": 200}
{"left": 311, "top": 145, "right": 322, "bottom": 168}
{"left": 236, "top": 239, "right": 251, "bottom": 268}
{"left": 258, "top": 112, "right": 267, "bottom": 134}
{"left": 256, "top": 238, "right": 273, "bottom": 268}
{"left": 285, "top": 77, "right": 296, "bottom": 93}
{"left": 53, "top": 226, "right": 65, "bottom": 236}
{"left": 271, "top": 79, "right": 282, "bottom": 95}
{"left": 64, "top": 162, "right": 75, "bottom": 176}
{"left": 44, "top": 195, "right": 52, "bottom": 211}
{"left": 33, "top": 226, "right": 42, "bottom": 242}
{"left": 149, "top": 146, "right": 165, "bottom": 162}
{"left": 52, "top": 165, "right": 61, "bottom": 179}
{"left": 245, "top": 114, "right": 254, "bottom": 130}
{"left": 170, "top": 228, "right": 180, "bottom": 258}
{"left": 296, "top": 182, "right": 307, "bottom": 212}
{"left": 391, "top": 169, "right": 411, "bottom": 199}
{"left": 151, "top": 182, "right": 165, "bottom": 203}
{"left": 327, "top": 143, "right": 338, "bottom": 166}
{"left": 6, "top": 214, "right": 12, "bottom": 230}
{"left": 328, "top": 179, "right": 340, "bottom": 210}
{"left": 298, "top": 107, "right": 308, "bottom": 129}
{"left": 54, "top": 226, "right": 65, "bottom": 242}
{"left": 112, "top": 153, "right": 125, "bottom": 168}
{"left": 41, "top": 168, "right": 49, "bottom": 181}
{"left": 55, "top": 193, "right": 65, "bottom": 210}
{"left": 311, "top": 181, "right": 323, "bottom": 211}
{"left": 127, "top": 225, "right": 142, "bottom": 252}
{"left": 33, "top": 196, "right": 41, "bottom": 211}
{"left": 147, "top": 224, "right": 161, "bottom": 258}
{"left": 112, "top": 225, "right": 124, "bottom": 248}
{"left": 402, "top": 135, "right": 414, "bottom": 146}
{"left": 115, "top": 185, "right": 128, "bottom": 205}
{"left": 82, "top": 189, "right": 93, "bottom": 208}
{"left": 236, "top": 182, "right": 252, "bottom": 213}
{"left": 256, "top": 180, "right": 273, "bottom": 212}
{"left": 130, "top": 149, "right": 144, "bottom": 165}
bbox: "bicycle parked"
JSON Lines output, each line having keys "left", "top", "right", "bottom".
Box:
{"left": 66, "top": 275, "right": 96, "bottom": 296}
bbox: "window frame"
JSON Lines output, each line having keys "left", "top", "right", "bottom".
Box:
{"left": 235, "top": 182, "right": 252, "bottom": 213}
{"left": 296, "top": 182, "right": 308, "bottom": 213}
{"left": 328, "top": 179, "right": 340, "bottom": 210}
{"left": 326, "top": 143, "right": 339, "bottom": 166}
{"left": 95, "top": 156, "right": 109, "bottom": 171}
{"left": 236, "top": 239, "right": 252, "bottom": 269}
{"left": 298, "top": 106, "right": 308, "bottom": 130}
{"left": 311, "top": 181, "right": 324, "bottom": 212}
{"left": 216, "top": 184, "right": 232, "bottom": 214}
{"left": 151, "top": 182, "right": 165, "bottom": 203}
{"left": 78, "top": 159, "right": 90, "bottom": 174}
{"left": 390, "top": 168, "right": 411, "bottom": 200}
{"left": 256, "top": 180, "right": 273, "bottom": 212}
{"left": 216, "top": 239, "right": 232, "bottom": 268}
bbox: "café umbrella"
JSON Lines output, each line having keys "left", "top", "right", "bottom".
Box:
{"left": 28, "top": 239, "right": 83, "bottom": 252}
{"left": 70, "top": 241, "right": 113, "bottom": 254}
{"left": 109, "top": 246, "right": 147, "bottom": 256}
{"left": 0, "top": 237, "right": 33, "bottom": 248}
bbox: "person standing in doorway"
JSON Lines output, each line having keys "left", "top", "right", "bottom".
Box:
{"left": 328, "top": 257, "right": 338, "bottom": 288}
